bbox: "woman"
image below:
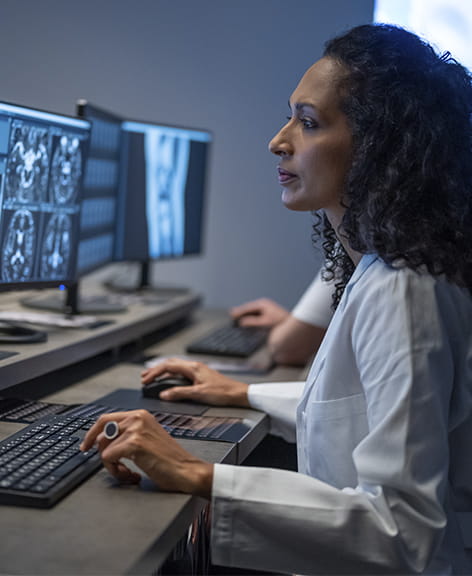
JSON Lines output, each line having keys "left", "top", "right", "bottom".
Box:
{"left": 81, "top": 24, "right": 472, "bottom": 574}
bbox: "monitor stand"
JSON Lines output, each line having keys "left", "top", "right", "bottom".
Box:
{"left": 104, "top": 261, "right": 190, "bottom": 303}
{"left": 20, "top": 281, "right": 127, "bottom": 315}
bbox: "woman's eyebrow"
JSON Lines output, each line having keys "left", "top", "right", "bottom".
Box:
{"left": 294, "top": 102, "right": 316, "bottom": 112}
{"left": 288, "top": 100, "right": 317, "bottom": 112}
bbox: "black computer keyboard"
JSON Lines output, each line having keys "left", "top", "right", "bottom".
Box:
{"left": 0, "top": 399, "right": 249, "bottom": 508}
{"left": 0, "top": 408, "right": 103, "bottom": 508}
{"left": 186, "top": 324, "right": 268, "bottom": 358}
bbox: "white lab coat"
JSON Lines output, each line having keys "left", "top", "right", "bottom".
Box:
{"left": 210, "top": 254, "right": 472, "bottom": 575}
{"left": 292, "top": 268, "right": 334, "bottom": 329}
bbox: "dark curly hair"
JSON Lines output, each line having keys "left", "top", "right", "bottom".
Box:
{"left": 315, "top": 23, "right": 472, "bottom": 308}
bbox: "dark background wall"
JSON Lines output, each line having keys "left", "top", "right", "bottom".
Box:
{"left": 0, "top": 0, "right": 374, "bottom": 308}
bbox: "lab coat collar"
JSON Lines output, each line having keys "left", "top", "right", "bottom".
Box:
{"left": 340, "top": 253, "right": 379, "bottom": 311}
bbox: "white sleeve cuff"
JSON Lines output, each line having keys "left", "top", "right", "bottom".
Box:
{"left": 247, "top": 381, "right": 305, "bottom": 442}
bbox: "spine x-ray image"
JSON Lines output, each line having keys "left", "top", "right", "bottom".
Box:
{"left": 145, "top": 130, "right": 190, "bottom": 259}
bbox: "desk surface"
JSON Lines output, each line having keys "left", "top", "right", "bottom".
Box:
{"left": 0, "top": 285, "right": 200, "bottom": 391}
{"left": 0, "top": 307, "right": 303, "bottom": 575}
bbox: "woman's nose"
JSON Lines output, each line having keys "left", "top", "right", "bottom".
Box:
{"left": 268, "top": 125, "right": 292, "bottom": 156}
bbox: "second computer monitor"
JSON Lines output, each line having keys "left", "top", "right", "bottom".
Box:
{"left": 115, "top": 120, "right": 212, "bottom": 287}
{"left": 76, "top": 100, "right": 123, "bottom": 277}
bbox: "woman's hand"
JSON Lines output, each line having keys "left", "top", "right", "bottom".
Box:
{"left": 141, "top": 358, "right": 250, "bottom": 406}
{"left": 229, "top": 298, "right": 289, "bottom": 328}
{"left": 80, "top": 410, "right": 213, "bottom": 498}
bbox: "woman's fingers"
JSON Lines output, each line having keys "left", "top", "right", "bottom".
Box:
{"left": 141, "top": 358, "right": 200, "bottom": 384}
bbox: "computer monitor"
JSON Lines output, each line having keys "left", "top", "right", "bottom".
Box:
{"left": 0, "top": 100, "right": 90, "bottom": 342}
{"left": 76, "top": 100, "right": 123, "bottom": 277}
{"left": 20, "top": 100, "right": 126, "bottom": 314}
{"left": 112, "top": 119, "right": 212, "bottom": 293}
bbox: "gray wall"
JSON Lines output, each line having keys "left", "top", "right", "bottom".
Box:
{"left": 0, "top": 0, "right": 373, "bottom": 309}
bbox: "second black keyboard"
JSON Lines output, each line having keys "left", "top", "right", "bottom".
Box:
{"left": 186, "top": 324, "right": 268, "bottom": 358}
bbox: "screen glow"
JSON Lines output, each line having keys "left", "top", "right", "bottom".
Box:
{"left": 374, "top": 0, "right": 472, "bottom": 71}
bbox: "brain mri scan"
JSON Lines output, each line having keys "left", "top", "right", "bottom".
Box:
{"left": 1, "top": 209, "right": 36, "bottom": 281}
{"left": 40, "top": 212, "right": 72, "bottom": 279}
{"left": 5, "top": 124, "right": 50, "bottom": 203}
{"left": 51, "top": 135, "right": 82, "bottom": 204}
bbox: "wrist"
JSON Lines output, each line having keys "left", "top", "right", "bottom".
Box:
{"left": 230, "top": 382, "right": 251, "bottom": 407}
{"left": 185, "top": 460, "right": 213, "bottom": 499}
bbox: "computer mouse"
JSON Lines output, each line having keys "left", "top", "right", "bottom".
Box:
{"left": 142, "top": 375, "right": 193, "bottom": 398}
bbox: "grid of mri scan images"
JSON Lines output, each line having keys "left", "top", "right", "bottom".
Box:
{"left": 0, "top": 102, "right": 90, "bottom": 287}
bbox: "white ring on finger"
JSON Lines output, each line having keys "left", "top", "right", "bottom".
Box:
{"left": 104, "top": 420, "right": 120, "bottom": 440}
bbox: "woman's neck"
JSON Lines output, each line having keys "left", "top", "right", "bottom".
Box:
{"left": 325, "top": 209, "right": 363, "bottom": 266}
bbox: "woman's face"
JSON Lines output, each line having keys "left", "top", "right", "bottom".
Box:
{"left": 269, "top": 57, "right": 352, "bottom": 219}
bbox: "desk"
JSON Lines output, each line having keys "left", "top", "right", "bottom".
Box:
{"left": 0, "top": 307, "right": 303, "bottom": 575}
{"left": 0, "top": 286, "right": 200, "bottom": 391}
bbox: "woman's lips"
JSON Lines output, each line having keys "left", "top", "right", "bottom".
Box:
{"left": 277, "top": 167, "right": 297, "bottom": 184}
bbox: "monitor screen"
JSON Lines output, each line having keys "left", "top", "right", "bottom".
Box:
{"left": 75, "top": 100, "right": 123, "bottom": 276}
{"left": 116, "top": 120, "right": 212, "bottom": 264}
{"left": 0, "top": 101, "right": 90, "bottom": 291}
{"left": 373, "top": 0, "right": 472, "bottom": 71}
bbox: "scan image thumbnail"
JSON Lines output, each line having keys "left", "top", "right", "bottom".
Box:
{"left": 5, "top": 124, "right": 50, "bottom": 203}
{"left": 50, "top": 135, "right": 82, "bottom": 204}
{"left": 1, "top": 208, "right": 37, "bottom": 281}
{"left": 40, "top": 212, "right": 72, "bottom": 279}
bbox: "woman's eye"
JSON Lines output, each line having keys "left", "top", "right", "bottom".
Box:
{"left": 284, "top": 116, "right": 318, "bottom": 129}
{"left": 301, "top": 117, "right": 318, "bottom": 129}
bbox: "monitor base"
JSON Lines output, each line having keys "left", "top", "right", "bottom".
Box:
{"left": 20, "top": 293, "right": 127, "bottom": 315}
{"left": 0, "top": 322, "right": 47, "bottom": 344}
{"left": 103, "top": 277, "right": 190, "bottom": 302}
